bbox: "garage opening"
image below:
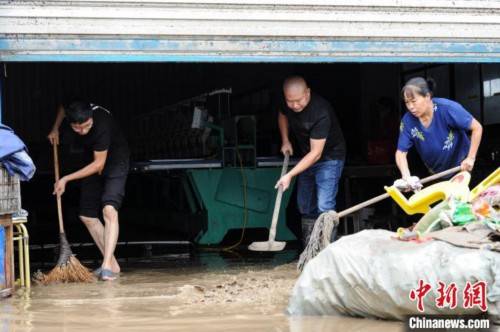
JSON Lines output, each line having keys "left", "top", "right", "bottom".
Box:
{"left": 2, "top": 62, "right": 498, "bottom": 262}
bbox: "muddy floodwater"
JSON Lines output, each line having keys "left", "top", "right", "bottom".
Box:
{"left": 1, "top": 250, "right": 403, "bottom": 331}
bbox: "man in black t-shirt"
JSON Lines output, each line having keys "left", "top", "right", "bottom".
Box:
{"left": 276, "top": 76, "right": 346, "bottom": 247}
{"left": 49, "top": 101, "right": 129, "bottom": 281}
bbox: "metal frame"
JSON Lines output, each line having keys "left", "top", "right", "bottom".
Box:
{"left": 12, "top": 218, "right": 30, "bottom": 289}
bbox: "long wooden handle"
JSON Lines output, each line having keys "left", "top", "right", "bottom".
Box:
{"left": 268, "top": 153, "right": 290, "bottom": 242}
{"left": 52, "top": 143, "right": 65, "bottom": 233}
{"left": 337, "top": 166, "right": 461, "bottom": 219}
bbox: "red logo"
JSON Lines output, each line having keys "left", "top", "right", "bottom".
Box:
{"left": 436, "top": 281, "right": 458, "bottom": 309}
{"left": 409, "top": 280, "right": 432, "bottom": 312}
{"left": 410, "top": 280, "right": 488, "bottom": 312}
{"left": 463, "top": 281, "right": 488, "bottom": 312}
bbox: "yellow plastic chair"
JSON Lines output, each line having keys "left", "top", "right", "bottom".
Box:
{"left": 470, "top": 167, "right": 500, "bottom": 201}
{"left": 385, "top": 172, "right": 471, "bottom": 215}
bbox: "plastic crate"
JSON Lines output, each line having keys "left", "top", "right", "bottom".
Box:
{"left": 0, "top": 165, "right": 21, "bottom": 215}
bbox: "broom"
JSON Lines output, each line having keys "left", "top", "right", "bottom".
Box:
{"left": 36, "top": 144, "right": 95, "bottom": 284}
{"left": 297, "top": 166, "right": 462, "bottom": 271}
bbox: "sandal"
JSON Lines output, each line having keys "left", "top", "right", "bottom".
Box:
{"left": 93, "top": 267, "right": 102, "bottom": 277}
{"left": 100, "top": 269, "right": 118, "bottom": 281}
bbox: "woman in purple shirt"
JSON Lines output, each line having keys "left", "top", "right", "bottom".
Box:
{"left": 396, "top": 77, "right": 483, "bottom": 184}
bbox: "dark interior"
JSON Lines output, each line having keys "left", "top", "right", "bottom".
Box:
{"left": 2, "top": 62, "right": 498, "bottom": 253}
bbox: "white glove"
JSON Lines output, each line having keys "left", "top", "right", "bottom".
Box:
{"left": 393, "top": 176, "right": 422, "bottom": 192}
{"left": 393, "top": 178, "right": 409, "bottom": 191}
{"left": 407, "top": 176, "right": 423, "bottom": 192}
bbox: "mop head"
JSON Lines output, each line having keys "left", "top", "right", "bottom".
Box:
{"left": 297, "top": 211, "right": 339, "bottom": 272}
{"left": 35, "top": 233, "right": 96, "bottom": 284}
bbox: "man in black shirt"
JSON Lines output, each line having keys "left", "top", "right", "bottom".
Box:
{"left": 276, "top": 76, "right": 346, "bottom": 247}
{"left": 49, "top": 101, "right": 129, "bottom": 281}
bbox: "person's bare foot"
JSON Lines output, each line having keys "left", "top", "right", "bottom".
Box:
{"left": 100, "top": 258, "right": 120, "bottom": 274}
{"left": 111, "top": 259, "right": 120, "bottom": 274}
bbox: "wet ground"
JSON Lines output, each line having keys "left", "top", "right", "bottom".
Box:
{"left": 1, "top": 248, "right": 404, "bottom": 332}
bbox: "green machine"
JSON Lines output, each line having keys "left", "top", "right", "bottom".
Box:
{"left": 187, "top": 167, "right": 296, "bottom": 245}
{"left": 132, "top": 89, "right": 297, "bottom": 245}
{"left": 186, "top": 114, "right": 296, "bottom": 245}
{"left": 134, "top": 158, "right": 297, "bottom": 245}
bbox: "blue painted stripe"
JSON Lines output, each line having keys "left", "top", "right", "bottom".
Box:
{"left": 1, "top": 54, "right": 500, "bottom": 63}
{"left": 1, "top": 38, "right": 500, "bottom": 54}
{"left": 0, "top": 38, "right": 499, "bottom": 62}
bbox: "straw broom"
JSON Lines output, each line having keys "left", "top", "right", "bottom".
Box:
{"left": 36, "top": 144, "right": 95, "bottom": 284}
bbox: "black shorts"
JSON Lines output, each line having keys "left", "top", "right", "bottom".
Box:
{"left": 79, "top": 171, "right": 128, "bottom": 218}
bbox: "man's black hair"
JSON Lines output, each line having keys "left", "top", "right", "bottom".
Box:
{"left": 66, "top": 101, "right": 93, "bottom": 124}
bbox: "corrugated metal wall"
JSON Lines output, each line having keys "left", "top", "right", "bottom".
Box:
{"left": 2, "top": 62, "right": 295, "bottom": 142}
{"left": 1, "top": 0, "right": 499, "bottom": 61}
{"left": 2, "top": 62, "right": 366, "bottom": 170}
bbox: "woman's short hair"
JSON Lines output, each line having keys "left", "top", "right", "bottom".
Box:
{"left": 401, "top": 77, "right": 436, "bottom": 100}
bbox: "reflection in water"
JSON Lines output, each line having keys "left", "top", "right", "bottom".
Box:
{"left": 1, "top": 250, "right": 403, "bottom": 331}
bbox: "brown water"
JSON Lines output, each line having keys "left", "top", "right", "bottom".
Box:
{"left": 1, "top": 253, "right": 403, "bottom": 331}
